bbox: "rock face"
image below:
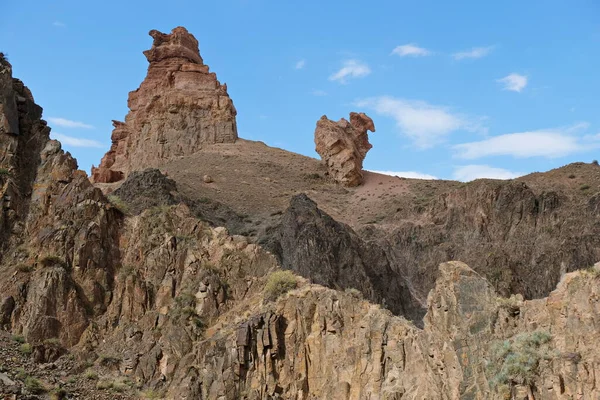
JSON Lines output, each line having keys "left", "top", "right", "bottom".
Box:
{"left": 5, "top": 45, "right": 600, "bottom": 400}
{"left": 261, "top": 194, "right": 424, "bottom": 322}
{"left": 314, "top": 112, "right": 375, "bottom": 186}
{"left": 92, "top": 27, "right": 238, "bottom": 183}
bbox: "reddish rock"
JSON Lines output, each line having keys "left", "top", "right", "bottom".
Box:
{"left": 92, "top": 27, "right": 238, "bottom": 183}
{"left": 314, "top": 112, "right": 375, "bottom": 187}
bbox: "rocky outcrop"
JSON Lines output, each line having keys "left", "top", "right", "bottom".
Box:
{"left": 92, "top": 27, "right": 238, "bottom": 183}
{"left": 314, "top": 112, "right": 375, "bottom": 187}
{"left": 111, "top": 168, "right": 253, "bottom": 236}
{"left": 360, "top": 179, "right": 600, "bottom": 311}
{"left": 0, "top": 56, "right": 121, "bottom": 349}
{"left": 261, "top": 194, "right": 423, "bottom": 322}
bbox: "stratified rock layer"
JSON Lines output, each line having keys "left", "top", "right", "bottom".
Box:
{"left": 314, "top": 112, "right": 375, "bottom": 186}
{"left": 92, "top": 27, "right": 237, "bottom": 183}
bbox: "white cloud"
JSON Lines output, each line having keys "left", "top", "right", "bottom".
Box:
{"left": 453, "top": 123, "right": 593, "bottom": 159}
{"left": 48, "top": 117, "right": 94, "bottom": 129}
{"left": 453, "top": 165, "right": 523, "bottom": 181}
{"left": 295, "top": 59, "right": 306, "bottom": 70}
{"left": 311, "top": 89, "right": 328, "bottom": 96}
{"left": 52, "top": 21, "right": 66, "bottom": 28}
{"left": 391, "top": 44, "right": 431, "bottom": 57}
{"left": 329, "top": 60, "right": 371, "bottom": 84}
{"left": 497, "top": 73, "right": 528, "bottom": 92}
{"left": 355, "top": 96, "right": 486, "bottom": 148}
{"left": 452, "top": 46, "right": 493, "bottom": 60}
{"left": 369, "top": 170, "right": 438, "bottom": 180}
{"left": 51, "top": 133, "right": 104, "bottom": 148}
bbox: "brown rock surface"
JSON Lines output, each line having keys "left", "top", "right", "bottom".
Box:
{"left": 314, "top": 112, "right": 375, "bottom": 186}
{"left": 92, "top": 27, "right": 238, "bottom": 183}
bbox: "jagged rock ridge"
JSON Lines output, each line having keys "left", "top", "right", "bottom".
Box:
{"left": 92, "top": 27, "right": 238, "bottom": 183}
{"left": 314, "top": 112, "right": 375, "bottom": 187}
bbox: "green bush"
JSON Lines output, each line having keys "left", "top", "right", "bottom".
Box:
{"left": 264, "top": 270, "right": 298, "bottom": 301}
{"left": 11, "top": 334, "right": 25, "bottom": 343}
{"left": 488, "top": 330, "right": 553, "bottom": 391}
{"left": 84, "top": 369, "right": 98, "bottom": 380}
{"left": 107, "top": 195, "right": 131, "bottom": 215}
{"left": 24, "top": 376, "right": 46, "bottom": 394}
{"left": 0, "top": 168, "right": 10, "bottom": 177}
{"left": 580, "top": 184, "right": 591, "bottom": 191}
{"left": 19, "top": 343, "right": 33, "bottom": 355}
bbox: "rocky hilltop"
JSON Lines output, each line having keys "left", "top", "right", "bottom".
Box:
{"left": 1, "top": 30, "right": 600, "bottom": 400}
{"left": 92, "top": 27, "right": 238, "bottom": 183}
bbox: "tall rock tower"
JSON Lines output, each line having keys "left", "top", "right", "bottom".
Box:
{"left": 92, "top": 27, "right": 238, "bottom": 183}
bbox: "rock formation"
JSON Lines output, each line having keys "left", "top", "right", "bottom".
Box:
{"left": 91, "top": 27, "right": 238, "bottom": 183}
{"left": 5, "top": 34, "right": 600, "bottom": 400}
{"left": 260, "top": 194, "right": 424, "bottom": 321}
{"left": 314, "top": 112, "right": 375, "bottom": 186}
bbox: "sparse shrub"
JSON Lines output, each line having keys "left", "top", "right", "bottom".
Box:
{"left": 11, "top": 334, "right": 25, "bottom": 343}
{"left": 141, "top": 389, "right": 165, "bottom": 399}
{"left": 344, "top": 288, "right": 363, "bottom": 299}
{"left": 15, "top": 367, "right": 27, "bottom": 380}
{"left": 84, "top": 369, "right": 98, "bottom": 380}
{"left": 107, "top": 195, "right": 131, "bottom": 215}
{"left": 304, "top": 172, "right": 322, "bottom": 180}
{"left": 96, "top": 379, "right": 113, "bottom": 390}
{"left": 39, "top": 255, "right": 66, "bottom": 269}
{"left": 488, "top": 330, "right": 553, "bottom": 393}
{"left": 264, "top": 270, "right": 297, "bottom": 301}
{"left": 24, "top": 376, "right": 46, "bottom": 394}
{"left": 20, "top": 343, "right": 33, "bottom": 355}
{"left": 0, "top": 168, "right": 10, "bottom": 177}
{"left": 592, "top": 160, "right": 599, "bottom": 166}
{"left": 50, "top": 387, "right": 67, "bottom": 400}
{"left": 16, "top": 263, "right": 33, "bottom": 273}
{"left": 497, "top": 294, "right": 523, "bottom": 316}
{"left": 580, "top": 184, "right": 591, "bottom": 191}
{"left": 568, "top": 174, "right": 576, "bottom": 179}
{"left": 43, "top": 338, "right": 61, "bottom": 346}
{"left": 98, "top": 354, "right": 121, "bottom": 367}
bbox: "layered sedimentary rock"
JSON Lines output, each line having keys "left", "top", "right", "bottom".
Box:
{"left": 92, "top": 27, "right": 238, "bottom": 183}
{"left": 314, "top": 112, "right": 375, "bottom": 186}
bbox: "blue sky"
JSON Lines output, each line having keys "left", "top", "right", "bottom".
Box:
{"left": 3, "top": 0, "right": 600, "bottom": 181}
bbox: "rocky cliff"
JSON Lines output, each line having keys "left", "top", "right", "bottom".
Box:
{"left": 92, "top": 27, "right": 238, "bottom": 183}
{"left": 2, "top": 36, "right": 600, "bottom": 400}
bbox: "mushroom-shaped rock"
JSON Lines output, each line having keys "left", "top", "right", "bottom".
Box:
{"left": 314, "top": 112, "right": 375, "bottom": 187}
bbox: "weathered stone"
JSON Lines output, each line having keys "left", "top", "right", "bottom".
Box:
{"left": 314, "top": 112, "right": 375, "bottom": 186}
{"left": 92, "top": 27, "right": 238, "bottom": 183}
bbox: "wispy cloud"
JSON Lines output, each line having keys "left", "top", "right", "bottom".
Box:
{"left": 51, "top": 133, "right": 104, "bottom": 148}
{"left": 355, "top": 96, "right": 486, "bottom": 148}
{"left": 391, "top": 44, "right": 432, "bottom": 57}
{"left": 329, "top": 60, "right": 371, "bottom": 84}
{"left": 295, "top": 59, "right": 306, "bottom": 70}
{"left": 369, "top": 170, "right": 438, "bottom": 180}
{"left": 311, "top": 89, "right": 328, "bottom": 96}
{"left": 497, "top": 73, "right": 528, "bottom": 92}
{"left": 453, "top": 123, "right": 593, "bottom": 159}
{"left": 52, "top": 21, "right": 66, "bottom": 28}
{"left": 48, "top": 117, "right": 94, "bottom": 129}
{"left": 453, "top": 165, "right": 523, "bottom": 181}
{"left": 452, "top": 46, "right": 493, "bottom": 60}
